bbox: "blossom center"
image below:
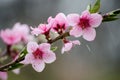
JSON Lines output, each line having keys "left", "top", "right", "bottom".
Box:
{"left": 79, "top": 18, "right": 90, "bottom": 29}
{"left": 53, "top": 24, "right": 65, "bottom": 34}
{"left": 33, "top": 48, "right": 44, "bottom": 59}
{"left": 8, "top": 36, "right": 14, "bottom": 41}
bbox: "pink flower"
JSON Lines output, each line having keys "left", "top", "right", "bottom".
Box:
{"left": 13, "top": 22, "right": 30, "bottom": 42}
{"left": 21, "top": 42, "right": 56, "bottom": 72}
{"left": 48, "top": 13, "right": 68, "bottom": 34}
{"left": 0, "top": 72, "right": 7, "bottom": 80}
{"left": 67, "top": 10, "right": 102, "bottom": 41}
{"left": 0, "top": 29, "right": 21, "bottom": 45}
{"left": 31, "top": 24, "right": 51, "bottom": 36}
{"left": 62, "top": 40, "right": 80, "bottom": 54}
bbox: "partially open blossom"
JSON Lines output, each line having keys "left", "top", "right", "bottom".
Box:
{"left": 67, "top": 10, "right": 102, "bottom": 41}
{"left": 48, "top": 13, "right": 68, "bottom": 34}
{"left": 13, "top": 22, "right": 30, "bottom": 42}
{"left": 21, "top": 42, "right": 56, "bottom": 72}
{"left": 0, "top": 72, "right": 7, "bottom": 80}
{"left": 0, "top": 29, "right": 21, "bottom": 45}
{"left": 62, "top": 40, "right": 80, "bottom": 54}
{"left": 31, "top": 24, "right": 51, "bottom": 36}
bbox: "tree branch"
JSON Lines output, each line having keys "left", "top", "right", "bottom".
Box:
{"left": 0, "top": 32, "right": 70, "bottom": 71}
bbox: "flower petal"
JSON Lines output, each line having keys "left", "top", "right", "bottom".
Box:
{"left": 70, "top": 26, "right": 82, "bottom": 37}
{"left": 20, "top": 53, "right": 34, "bottom": 64}
{"left": 43, "top": 51, "right": 56, "bottom": 63}
{"left": 47, "top": 16, "right": 53, "bottom": 23}
{"left": 62, "top": 42, "right": 72, "bottom": 54}
{"left": 0, "top": 72, "right": 7, "bottom": 80}
{"left": 81, "top": 10, "right": 90, "bottom": 18}
{"left": 90, "top": 13, "right": 102, "bottom": 27}
{"left": 31, "top": 27, "right": 43, "bottom": 36}
{"left": 32, "top": 60, "right": 45, "bottom": 72}
{"left": 27, "top": 42, "right": 38, "bottom": 53}
{"left": 71, "top": 40, "right": 81, "bottom": 45}
{"left": 67, "top": 14, "right": 80, "bottom": 26}
{"left": 39, "top": 43, "right": 51, "bottom": 51}
{"left": 55, "top": 13, "right": 68, "bottom": 25}
{"left": 83, "top": 28, "right": 96, "bottom": 41}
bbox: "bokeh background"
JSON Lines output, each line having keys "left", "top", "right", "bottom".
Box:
{"left": 0, "top": 0, "right": 120, "bottom": 80}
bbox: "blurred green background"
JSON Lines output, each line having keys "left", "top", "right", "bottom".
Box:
{"left": 0, "top": 0, "right": 120, "bottom": 80}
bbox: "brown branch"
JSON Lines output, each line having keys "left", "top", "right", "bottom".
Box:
{"left": 0, "top": 32, "right": 70, "bottom": 71}
{"left": 48, "top": 32, "right": 69, "bottom": 43}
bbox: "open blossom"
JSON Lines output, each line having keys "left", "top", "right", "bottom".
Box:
{"left": 31, "top": 24, "right": 51, "bottom": 36}
{"left": 0, "top": 29, "right": 21, "bottom": 45}
{"left": 0, "top": 72, "right": 7, "bottom": 80}
{"left": 13, "top": 22, "right": 30, "bottom": 42}
{"left": 62, "top": 40, "right": 80, "bottom": 54}
{"left": 48, "top": 13, "right": 68, "bottom": 34}
{"left": 67, "top": 10, "right": 102, "bottom": 41}
{"left": 0, "top": 22, "right": 31, "bottom": 45}
{"left": 21, "top": 42, "right": 56, "bottom": 72}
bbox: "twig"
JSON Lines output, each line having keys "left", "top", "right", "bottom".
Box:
{"left": 0, "top": 32, "right": 70, "bottom": 71}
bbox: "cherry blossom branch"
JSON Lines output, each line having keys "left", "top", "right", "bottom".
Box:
{"left": 0, "top": 32, "right": 70, "bottom": 71}
{"left": 0, "top": 8, "right": 120, "bottom": 71}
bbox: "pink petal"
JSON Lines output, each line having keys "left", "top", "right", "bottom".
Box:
{"left": 81, "top": 10, "right": 90, "bottom": 18}
{"left": 20, "top": 53, "right": 34, "bottom": 64}
{"left": 32, "top": 59, "right": 45, "bottom": 72}
{"left": 13, "top": 23, "right": 29, "bottom": 34}
{"left": 55, "top": 13, "right": 68, "bottom": 26}
{"left": 0, "top": 29, "right": 21, "bottom": 45}
{"left": 62, "top": 42, "right": 72, "bottom": 54}
{"left": 39, "top": 43, "right": 51, "bottom": 51}
{"left": 47, "top": 16, "right": 53, "bottom": 23}
{"left": 27, "top": 42, "right": 38, "bottom": 53}
{"left": 83, "top": 28, "right": 96, "bottom": 41}
{"left": 70, "top": 26, "right": 82, "bottom": 37}
{"left": 90, "top": 13, "right": 103, "bottom": 27}
{"left": 39, "top": 24, "right": 51, "bottom": 33}
{"left": 43, "top": 51, "right": 56, "bottom": 63}
{"left": 0, "top": 72, "right": 7, "bottom": 80}
{"left": 71, "top": 40, "right": 81, "bottom": 45}
{"left": 13, "top": 22, "right": 30, "bottom": 41}
{"left": 67, "top": 14, "right": 80, "bottom": 26}
{"left": 31, "top": 27, "right": 43, "bottom": 36}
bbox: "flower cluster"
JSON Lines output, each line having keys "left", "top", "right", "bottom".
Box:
{"left": 31, "top": 10, "right": 102, "bottom": 52}
{"left": 22, "top": 10, "right": 102, "bottom": 73}
{"left": 0, "top": 9, "right": 103, "bottom": 80}
{"left": 0, "top": 0, "right": 120, "bottom": 79}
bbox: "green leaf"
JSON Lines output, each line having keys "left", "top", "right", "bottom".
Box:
{"left": 51, "top": 46, "right": 57, "bottom": 52}
{"left": 8, "top": 63, "right": 24, "bottom": 71}
{"left": 19, "top": 48, "right": 28, "bottom": 58}
{"left": 102, "top": 9, "right": 120, "bottom": 22}
{"left": 89, "top": 0, "right": 100, "bottom": 13}
{"left": 102, "top": 17, "right": 119, "bottom": 22}
{"left": 109, "top": 9, "right": 120, "bottom": 16}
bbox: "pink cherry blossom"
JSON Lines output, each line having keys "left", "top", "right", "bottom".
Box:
{"left": 21, "top": 42, "right": 56, "bottom": 72}
{"left": 62, "top": 40, "right": 80, "bottom": 54}
{"left": 48, "top": 13, "right": 68, "bottom": 34}
{"left": 31, "top": 24, "right": 51, "bottom": 36}
{"left": 0, "top": 72, "right": 7, "bottom": 80}
{"left": 0, "top": 29, "right": 21, "bottom": 45}
{"left": 13, "top": 22, "right": 30, "bottom": 42}
{"left": 67, "top": 10, "right": 102, "bottom": 41}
